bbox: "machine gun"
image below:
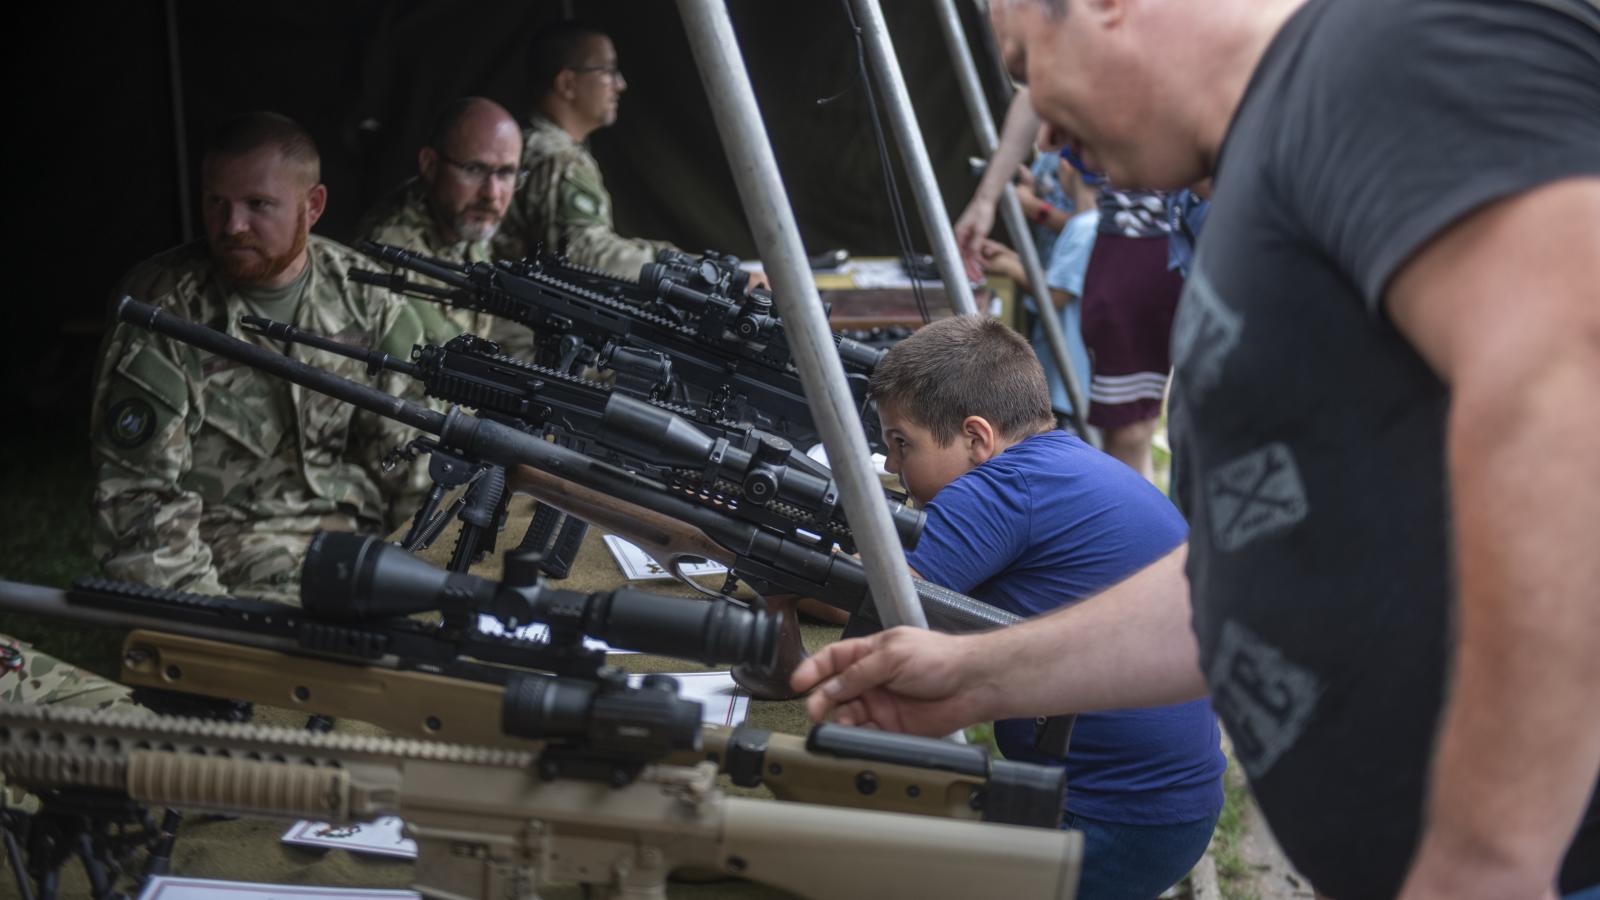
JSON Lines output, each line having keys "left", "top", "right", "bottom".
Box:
{"left": 240, "top": 316, "right": 918, "bottom": 582}
{"left": 349, "top": 240, "right": 871, "bottom": 450}
{"left": 636, "top": 249, "right": 884, "bottom": 377}
{"left": 0, "top": 575, "right": 1067, "bottom": 831}
{"left": 116, "top": 297, "right": 1023, "bottom": 699}
{"left": 531, "top": 246, "right": 886, "bottom": 378}
{"left": 0, "top": 704, "right": 1082, "bottom": 900}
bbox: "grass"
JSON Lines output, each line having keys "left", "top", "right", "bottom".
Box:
{"left": 0, "top": 423, "right": 124, "bottom": 679}
{"left": 1211, "top": 754, "right": 1261, "bottom": 900}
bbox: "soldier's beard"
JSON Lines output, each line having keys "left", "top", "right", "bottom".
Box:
{"left": 449, "top": 205, "right": 502, "bottom": 243}
{"left": 213, "top": 207, "right": 310, "bottom": 286}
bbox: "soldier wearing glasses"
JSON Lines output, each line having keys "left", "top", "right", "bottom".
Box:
{"left": 494, "top": 22, "right": 680, "bottom": 278}
{"left": 358, "top": 97, "right": 526, "bottom": 348}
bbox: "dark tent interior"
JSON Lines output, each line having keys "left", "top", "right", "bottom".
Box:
{"left": 7, "top": 0, "right": 1009, "bottom": 432}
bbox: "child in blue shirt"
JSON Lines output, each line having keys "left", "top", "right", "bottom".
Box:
{"left": 871, "top": 315, "right": 1224, "bottom": 900}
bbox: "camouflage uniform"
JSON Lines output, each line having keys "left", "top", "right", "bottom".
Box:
{"left": 1, "top": 636, "right": 142, "bottom": 810}
{"left": 356, "top": 176, "right": 532, "bottom": 355}
{"left": 0, "top": 636, "right": 137, "bottom": 711}
{"left": 494, "top": 115, "right": 677, "bottom": 280}
{"left": 91, "top": 236, "right": 429, "bottom": 606}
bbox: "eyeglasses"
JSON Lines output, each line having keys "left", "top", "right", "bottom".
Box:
{"left": 572, "top": 64, "right": 624, "bottom": 83}
{"left": 437, "top": 153, "right": 528, "bottom": 189}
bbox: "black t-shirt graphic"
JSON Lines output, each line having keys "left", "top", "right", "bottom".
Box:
{"left": 1169, "top": 0, "right": 1600, "bottom": 896}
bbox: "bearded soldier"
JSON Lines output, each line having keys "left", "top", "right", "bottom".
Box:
{"left": 91, "top": 112, "right": 426, "bottom": 606}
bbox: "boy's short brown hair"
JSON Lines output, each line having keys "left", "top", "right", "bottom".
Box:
{"left": 869, "top": 316, "right": 1054, "bottom": 445}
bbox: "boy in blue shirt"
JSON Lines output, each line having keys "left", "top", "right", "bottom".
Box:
{"left": 871, "top": 315, "right": 1224, "bottom": 900}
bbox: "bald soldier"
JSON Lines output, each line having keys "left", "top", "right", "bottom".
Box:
{"left": 91, "top": 112, "right": 427, "bottom": 606}
{"left": 357, "top": 97, "right": 529, "bottom": 353}
{"left": 493, "top": 22, "right": 680, "bottom": 278}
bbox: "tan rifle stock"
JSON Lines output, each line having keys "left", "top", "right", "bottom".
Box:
{"left": 0, "top": 703, "right": 1081, "bottom": 900}
{"left": 116, "top": 630, "right": 1012, "bottom": 821}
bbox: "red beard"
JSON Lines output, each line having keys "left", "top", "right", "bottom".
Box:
{"left": 213, "top": 206, "right": 309, "bottom": 285}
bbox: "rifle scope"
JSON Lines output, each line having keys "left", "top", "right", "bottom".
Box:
{"left": 640, "top": 254, "right": 884, "bottom": 376}
{"left": 601, "top": 394, "right": 923, "bottom": 549}
{"left": 301, "top": 532, "right": 779, "bottom": 668}
{"left": 502, "top": 671, "right": 702, "bottom": 766}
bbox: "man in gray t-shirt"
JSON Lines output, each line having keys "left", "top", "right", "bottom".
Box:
{"left": 792, "top": 1, "right": 1600, "bottom": 897}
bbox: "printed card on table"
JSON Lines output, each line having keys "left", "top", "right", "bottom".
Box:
{"left": 280, "top": 815, "right": 416, "bottom": 859}
{"left": 631, "top": 670, "right": 750, "bottom": 727}
{"left": 602, "top": 535, "right": 727, "bottom": 582}
{"left": 139, "top": 874, "right": 418, "bottom": 899}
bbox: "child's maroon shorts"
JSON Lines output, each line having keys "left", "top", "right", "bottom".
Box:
{"left": 1080, "top": 234, "right": 1185, "bottom": 429}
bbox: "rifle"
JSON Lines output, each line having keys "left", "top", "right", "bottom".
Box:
{"left": 239, "top": 317, "right": 920, "bottom": 570}
{"left": 0, "top": 575, "right": 1067, "bottom": 829}
{"left": 116, "top": 297, "right": 1019, "bottom": 700}
{"left": 349, "top": 241, "right": 869, "bottom": 450}
{"left": 0, "top": 704, "right": 1082, "bottom": 900}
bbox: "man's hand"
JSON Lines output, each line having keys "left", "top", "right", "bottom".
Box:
{"left": 954, "top": 194, "right": 1000, "bottom": 282}
{"left": 954, "top": 90, "right": 1042, "bottom": 282}
{"left": 976, "top": 238, "right": 1027, "bottom": 290}
{"left": 745, "top": 269, "right": 771, "bottom": 292}
{"left": 791, "top": 627, "right": 994, "bottom": 737}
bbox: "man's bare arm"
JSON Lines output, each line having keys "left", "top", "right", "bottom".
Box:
{"left": 792, "top": 545, "right": 1206, "bottom": 734}
{"left": 953, "top": 89, "right": 1041, "bottom": 278}
{"left": 1388, "top": 177, "right": 1600, "bottom": 900}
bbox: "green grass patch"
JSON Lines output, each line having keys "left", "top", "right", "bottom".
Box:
{"left": 1211, "top": 756, "right": 1260, "bottom": 900}
{"left": 0, "top": 426, "right": 123, "bottom": 679}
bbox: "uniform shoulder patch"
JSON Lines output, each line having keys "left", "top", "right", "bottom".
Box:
{"left": 106, "top": 397, "right": 158, "bottom": 449}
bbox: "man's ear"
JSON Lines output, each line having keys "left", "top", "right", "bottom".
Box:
{"left": 418, "top": 146, "right": 438, "bottom": 183}
{"left": 305, "top": 183, "right": 328, "bottom": 230}
{"left": 554, "top": 69, "right": 578, "bottom": 101}
{"left": 962, "top": 415, "right": 1001, "bottom": 465}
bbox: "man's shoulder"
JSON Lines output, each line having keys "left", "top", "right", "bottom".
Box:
{"left": 119, "top": 241, "right": 222, "bottom": 317}
{"left": 356, "top": 177, "right": 430, "bottom": 244}
{"left": 307, "top": 233, "right": 375, "bottom": 276}
{"left": 523, "top": 117, "right": 596, "bottom": 171}
{"left": 304, "top": 235, "right": 405, "bottom": 321}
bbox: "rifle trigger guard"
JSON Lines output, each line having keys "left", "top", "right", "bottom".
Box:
{"left": 668, "top": 559, "right": 730, "bottom": 601}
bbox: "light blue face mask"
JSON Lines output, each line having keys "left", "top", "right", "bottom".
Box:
{"left": 1058, "top": 145, "right": 1107, "bottom": 186}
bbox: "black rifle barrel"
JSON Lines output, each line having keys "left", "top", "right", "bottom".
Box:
{"left": 115, "top": 298, "right": 1008, "bottom": 636}
{"left": 118, "top": 297, "right": 444, "bottom": 435}
{"left": 348, "top": 268, "right": 459, "bottom": 300}
{"left": 241, "top": 315, "right": 420, "bottom": 377}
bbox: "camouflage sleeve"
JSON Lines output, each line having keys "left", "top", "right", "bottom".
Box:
{"left": 350, "top": 293, "right": 433, "bottom": 533}
{"left": 0, "top": 636, "right": 139, "bottom": 712}
{"left": 555, "top": 154, "right": 678, "bottom": 279}
{"left": 90, "top": 309, "right": 229, "bottom": 596}
{"left": 1, "top": 635, "right": 143, "bottom": 811}
{"left": 497, "top": 145, "right": 676, "bottom": 279}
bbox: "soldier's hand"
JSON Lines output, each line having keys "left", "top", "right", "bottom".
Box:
{"left": 791, "top": 627, "right": 990, "bottom": 737}
{"left": 746, "top": 269, "right": 772, "bottom": 292}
